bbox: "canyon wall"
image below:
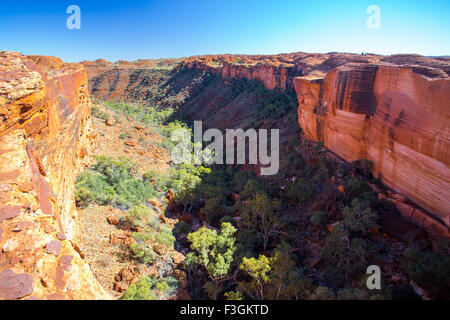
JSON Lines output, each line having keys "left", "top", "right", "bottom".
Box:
{"left": 294, "top": 61, "right": 450, "bottom": 236}
{"left": 0, "top": 52, "right": 110, "bottom": 300}
{"left": 82, "top": 58, "right": 183, "bottom": 103}
{"left": 85, "top": 53, "right": 450, "bottom": 237}
{"left": 184, "top": 58, "right": 297, "bottom": 90}
{"left": 182, "top": 52, "right": 383, "bottom": 91}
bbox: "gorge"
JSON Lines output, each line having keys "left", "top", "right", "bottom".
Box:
{"left": 0, "top": 50, "right": 449, "bottom": 300}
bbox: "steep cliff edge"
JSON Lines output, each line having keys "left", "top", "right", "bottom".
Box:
{"left": 294, "top": 58, "right": 450, "bottom": 236}
{"left": 0, "top": 52, "right": 110, "bottom": 299}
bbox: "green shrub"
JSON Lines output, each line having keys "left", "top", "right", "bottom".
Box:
{"left": 121, "top": 275, "right": 178, "bottom": 300}
{"left": 155, "top": 229, "right": 176, "bottom": 248}
{"left": 121, "top": 276, "right": 158, "bottom": 300}
{"left": 147, "top": 215, "right": 162, "bottom": 230}
{"left": 143, "top": 170, "right": 171, "bottom": 192}
{"left": 171, "top": 164, "right": 209, "bottom": 194}
{"left": 160, "top": 225, "right": 172, "bottom": 234}
{"left": 113, "top": 113, "right": 123, "bottom": 124}
{"left": 126, "top": 204, "right": 153, "bottom": 228}
{"left": 74, "top": 186, "right": 94, "bottom": 208}
{"left": 132, "top": 231, "right": 154, "bottom": 242}
{"left": 119, "top": 132, "right": 130, "bottom": 139}
{"left": 74, "top": 170, "right": 115, "bottom": 208}
{"left": 91, "top": 105, "right": 109, "bottom": 121}
{"left": 154, "top": 279, "right": 180, "bottom": 296}
{"left": 75, "top": 156, "right": 157, "bottom": 210}
{"left": 129, "top": 243, "right": 154, "bottom": 264}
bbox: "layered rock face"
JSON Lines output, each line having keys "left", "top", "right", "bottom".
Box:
{"left": 183, "top": 52, "right": 383, "bottom": 91}
{"left": 0, "top": 52, "right": 110, "bottom": 299}
{"left": 82, "top": 58, "right": 183, "bottom": 102}
{"left": 184, "top": 56, "right": 296, "bottom": 90}
{"left": 294, "top": 57, "right": 450, "bottom": 236}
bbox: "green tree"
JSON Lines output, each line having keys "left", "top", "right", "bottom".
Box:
{"left": 239, "top": 255, "right": 271, "bottom": 300}
{"left": 266, "top": 243, "right": 311, "bottom": 300}
{"left": 321, "top": 225, "right": 371, "bottom": 283}
{"left": 185, "top": 222, "right": 237, "bottom": 281}
{"left": 235, "top": 194, "right": 282, "bottom": 250}
{"left": 343, "top": 198, "right": 379, "bottom": 233}
{"left": 201, "top": 196, "right": 230, "bottom": 225}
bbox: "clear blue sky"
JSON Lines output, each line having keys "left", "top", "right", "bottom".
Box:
{"left": 1, "top": 0, "right": 449, "bottom": 62}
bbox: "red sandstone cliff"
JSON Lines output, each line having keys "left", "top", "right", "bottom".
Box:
{"left": 182, "top": 52, "right": 384, "bottom": 90}
{"left": 0, "top": 52, "right": 110, "bottom": 300}
{"left": 294, "top": 57, "right": 450, "bottom": 236}
{"left": 182, "top": 53, "right": 450, "bottom": 237}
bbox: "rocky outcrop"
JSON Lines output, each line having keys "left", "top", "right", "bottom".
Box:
{"left": 294, "top": 58, "right": 450, "bottom": 237}
{"left": 183, "top": 52, "right": 383, "bottom": 91}
{"left": 185, "top": 58, "right": 296, "bottom": 90}
{"left": 82, "top": 58, "right": 183, "bottom": 102}
{"left": 0, "top": 52, "right": 110, "bottom": 299}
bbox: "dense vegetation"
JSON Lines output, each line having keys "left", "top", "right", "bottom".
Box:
{"left": 121, "top": 275, "right": 178, "bottom": 300}
{"left": 75, "top": 156, "right": 158, "bottom": 210}
{"left": 228, "top": 78, "right": 298, "bottom": 123}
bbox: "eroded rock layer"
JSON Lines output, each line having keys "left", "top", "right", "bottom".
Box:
{"left": 82, "top": 58, "right": 183, "bottom": 102}
{"left": 294, "top": 60, "right": 450, "bottom": 236}
{"left": 0, "top": 52, "right": 110, "bottom": 300}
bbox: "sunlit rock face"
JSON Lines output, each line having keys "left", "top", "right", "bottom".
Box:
{"left": 294, "top": 59, "right": 450, "bottom": 236}
{"left": 184, "top": 54, "right": 302, "bottom": 90}
{"left": 0, "top": 52, "right": 110, "bottom": 300}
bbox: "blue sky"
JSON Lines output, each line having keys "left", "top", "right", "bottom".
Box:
{"left": 0, "top": 0, "right": 449, "bottom": 62}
